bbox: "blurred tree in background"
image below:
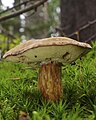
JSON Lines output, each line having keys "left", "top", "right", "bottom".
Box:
{"left": 0, "top": 0, "right": 60, "bottom": 57}
{"left": 60, "top": 0, "right": 96, "bottom": 42}
{"left": 1, "top": 0, "right": 96, "bottom": 58}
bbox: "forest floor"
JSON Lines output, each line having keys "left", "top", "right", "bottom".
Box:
{"left": 0, "top": 42, "right": 96, "bottom": 120}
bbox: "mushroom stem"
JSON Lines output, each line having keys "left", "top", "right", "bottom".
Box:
{"left": 38, "top": 62, "right": 63, "bottom": 101}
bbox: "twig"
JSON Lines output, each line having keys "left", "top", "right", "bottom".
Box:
{"left": 68, "top": 19, "right": 96, "bottom": 37}
{"left": 0, "top": 0, "right": 48, "bottom": 22}
{"left": 85, "top": 33, "right": 96, "bottom": 42}
{"left": 57, "top": 18, "right": 96, "bottom": 42}
{"left": 0, "top": 0, "right": 32, "bottom": 15}
{"left": 8, "top": 77, "right": 21, "bottom": 80}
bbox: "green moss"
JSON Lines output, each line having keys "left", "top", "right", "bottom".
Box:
{"left": 0, "top": 42, "right": 96, "bottom": 120}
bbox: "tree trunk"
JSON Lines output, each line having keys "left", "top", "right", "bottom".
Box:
{"left": 60, "top": 0, "right": 96, "bottom": 42}
{"left": 38, "top": 62, "right": 63, "bottom": 101}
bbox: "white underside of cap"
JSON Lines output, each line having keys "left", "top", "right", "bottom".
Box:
{"left": 5, "top": 45, "right": 88, "bottom": 67}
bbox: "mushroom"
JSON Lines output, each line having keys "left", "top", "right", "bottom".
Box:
{"left": 3, "top": 37, "right": 91, "bottom": 101}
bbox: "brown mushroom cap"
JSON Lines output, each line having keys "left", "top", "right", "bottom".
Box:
{"left": 3, "top": 37, "right": 91, "bottom": 66}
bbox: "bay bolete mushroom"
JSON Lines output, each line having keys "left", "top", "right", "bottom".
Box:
{"left": 3, "top": 37, "right": 91, "bottom": 101}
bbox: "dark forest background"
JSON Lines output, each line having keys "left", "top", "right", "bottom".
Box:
{"left": 0, "top": 0, "right": 96, "bottom": 58}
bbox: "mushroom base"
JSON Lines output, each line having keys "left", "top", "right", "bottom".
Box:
{"left": 38, "top": 62, "right": 63, "bottom": 101}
